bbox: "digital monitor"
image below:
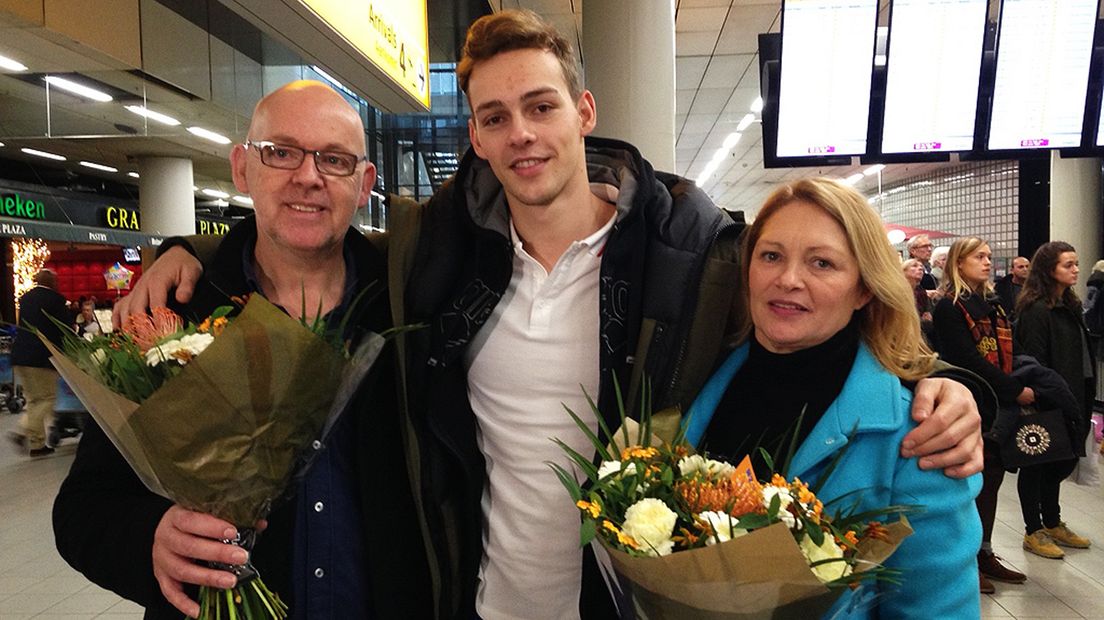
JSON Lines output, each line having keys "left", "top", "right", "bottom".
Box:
{"left": 775, "top": 0, "right": 878, "bottom": 158}
{"left": 881, "top": 0, "right": 989, "bottom": 154}
{"left": 988, "top": 0, "right": 1098, "bottom": 151}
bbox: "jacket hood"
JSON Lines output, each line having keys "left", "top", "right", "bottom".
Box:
{"left": 454, "top": 136, "right": 660, "bottom": 234}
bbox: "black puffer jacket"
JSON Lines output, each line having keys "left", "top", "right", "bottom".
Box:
{"left": 398, "top": 136, "right": 741, "bottom": 618}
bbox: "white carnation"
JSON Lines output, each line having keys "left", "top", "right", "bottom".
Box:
{"left": 621, "top": 498, "right": 677, "bottom": 557}
{"left": 698, "top": 510, "right": 747, "bottom": 545}
{"left": 799, "top": 533, "right": 852, "bottom": 582}
{"left": 678, "top": 454, "right": 735, "bottom": 479}
{"left": 598, "top": 460, "right": 638, "bottom": 480}
{"left": 82, "top": 332, "right": 96, "bottom": 342}
{"left": 145, "top": 332, "right": 215, "bottom": 367}
{"left": 763, "top": 485, "right": 799, "bottom": 529}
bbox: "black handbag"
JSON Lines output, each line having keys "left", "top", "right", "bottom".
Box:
{"left": 999, "top": 406, "right": 1075, "bottom": 468}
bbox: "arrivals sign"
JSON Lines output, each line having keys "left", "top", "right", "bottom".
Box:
{"left": 300, "top": 0, "right": 429, "bottom": 109}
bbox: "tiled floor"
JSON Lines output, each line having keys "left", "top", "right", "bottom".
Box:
{"left": 0, "top": 413, "right": 141, "bottom": 619}
{"left": 4, "top": 412, "right": 1104, "bottom": 619}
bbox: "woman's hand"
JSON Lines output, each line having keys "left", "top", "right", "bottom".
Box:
{"left": 901, "top": 377, "right": 983, "bottom": 478}
{"left": 1016, "top": 386, "right": 1035, "bottom": 406}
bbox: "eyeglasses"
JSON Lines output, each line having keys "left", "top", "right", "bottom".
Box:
{"left": 244, "top": 140, "right": 366, "bottom": 177}
{"left": 914, "top": 244, "right": 934, "bottom": 250}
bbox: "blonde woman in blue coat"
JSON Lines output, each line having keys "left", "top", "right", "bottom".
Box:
{"left": 683, "top": 178, "right": 981, "bottom": 619}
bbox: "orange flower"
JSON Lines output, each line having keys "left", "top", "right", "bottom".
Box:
{"left": 676, "top": 472, "right": 764, "bottom": 517}
{"left": 602, "top": 520, "right": 638, "bottom": 548}
{"left": 576, "top": 500, "right": 601, "bottom": 519}
{"left": 864, "top": 521, "right": 891, "bottom": 542}
{"left": 123, "top": 307, "right": 183, "bottom": 352}
{"left": 843, "top": 530, "right": 860, "bottom": 547}
{"left": 198, "top": 316, "right": 229, "bottom": 336}
{"left": 620, "top": 446, "right": 659, "bottom": 461}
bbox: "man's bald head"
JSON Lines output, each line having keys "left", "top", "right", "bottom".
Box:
{"left": 248, "top": 80, "right": 366, "bottom": 154}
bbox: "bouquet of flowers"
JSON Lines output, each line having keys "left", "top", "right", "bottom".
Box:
{"left": 551, "top": 395, "right": 912, "bottom": 618}
{"left": 42, "top": 294, "right": 390, "bottom": 619}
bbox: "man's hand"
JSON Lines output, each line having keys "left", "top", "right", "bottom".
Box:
{"left": 901, "top": 377, "right": 983, "bottom": 478}
{"left": 152, "top": 506, "right": 246, "bottom": 618}
{"left": 113, "top": 246, "right": 203, "bottom": 325}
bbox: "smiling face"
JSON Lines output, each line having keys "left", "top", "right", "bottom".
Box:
{"left": 466, "top": 47, "right": 596, "bottom": 210}
{"left": 1052, "top": 251, "right": 1079, "bottom": 291}
{"left": 230, "top": 82, "right": 375, "bottom": 259}
{"left": 748, "top": 201, "right": 872, "bottom": 354}
{"left": 957, "top": 243, "right": 992, "bottom": 290}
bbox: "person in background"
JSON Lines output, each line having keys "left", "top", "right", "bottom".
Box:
{"left": 907, "top": 234, "right": 938, "bottom": 292}
{"left": 1015, "top": 241, "right": 1093, "bottom": 559}
{"left": 995, "top": 256, "right": 1029, "bottom": 319}
{"left": 7, "top": 269, "right": 70, "bottom": 458}
{"left": 931, "top": 245, "right": 949, "bottom": 283}
{"left": 74, "top": 299, "right": 102, "bottom": 338}
{"left": 686, "top": 178, "right": 981, "bottom": 618}
{"left": 1083, "top": 259, "right": 1104, "bottom": 311}
{"left": 931, "top": 237, "right": 1030, "bottom": 593}
{"left": 902, "top": 258, "right": 933, "bottom": 343}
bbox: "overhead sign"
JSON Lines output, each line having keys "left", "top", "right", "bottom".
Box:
{"left": 300, "top": 0, "right": 429, "bottom": 109}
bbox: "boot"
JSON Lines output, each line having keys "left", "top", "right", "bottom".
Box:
{"left": 1043, "top": 522, "right": 1091, "bottom": 549}
{"left": 978, "top": 550, "right": 1026, "bottom": 583}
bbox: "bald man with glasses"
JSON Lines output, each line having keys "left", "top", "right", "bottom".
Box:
{"left": 53, "top": 80, "right": 431, "bottom": 620}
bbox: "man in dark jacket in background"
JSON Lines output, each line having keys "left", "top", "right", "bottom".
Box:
{"left": 996, "top": 256, "right": 1029, "bottom": 318}
{"left": 8, "top": 268, "right": 69, "bottom": 457}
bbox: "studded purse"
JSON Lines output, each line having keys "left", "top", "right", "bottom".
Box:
{"left": 999, "top": 406, "right": 1075, "bottom": 468}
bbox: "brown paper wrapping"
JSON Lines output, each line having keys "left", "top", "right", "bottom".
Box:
{"left": 599, "top": 517, "right": 912, "bottom": 618}
{"left": 44, "top": 295, "right": 384, "bottom": 526}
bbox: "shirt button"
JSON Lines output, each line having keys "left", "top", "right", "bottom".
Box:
{"left": 314, "top": 568, "right": 325, "bottom": 578}
{"left": 314, "top": 501, "right": 324, "bottom": 512}
{"left": 311, "top": 440, "right": 322, "bottom": 450}
{"left": 825, "top": 438, "right": 835, "bottom": 445}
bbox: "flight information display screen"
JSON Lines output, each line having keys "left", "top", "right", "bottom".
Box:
{"left": 775, "top": 0, "right": 878, "bottom": 158}
{"left": 988, "top": 0, "right": 1098, "bottom": 151}
{"left": 881, "top": 0, "right": 988, "bottom": 154}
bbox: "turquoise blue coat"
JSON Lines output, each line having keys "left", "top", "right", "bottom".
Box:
{"left": 684, "top": 342, "right": 982, "bottom": 619}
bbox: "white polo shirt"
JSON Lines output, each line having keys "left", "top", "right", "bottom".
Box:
{"left": 465, "top": 209, "right": 617, "bottom": 620}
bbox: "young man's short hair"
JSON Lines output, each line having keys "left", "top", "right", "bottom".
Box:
{"left": 457, "top": 9, "right": 584, "bottom": 101}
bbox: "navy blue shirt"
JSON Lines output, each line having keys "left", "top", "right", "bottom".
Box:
{"left": 242, "top": 240, "right": 371, "bottom": 619}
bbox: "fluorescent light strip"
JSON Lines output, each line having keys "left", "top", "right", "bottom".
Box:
{"left": 721, "top": 132, "right": 741, "bottom": 151}
{"left": 0, "top": 141, "right": 5, "bottom": 147}
{"left": 202, "top": 188, "right": 230, "bottom": 199}
{"left": 127, "top": 172, "right": 140, "bottom": 179}
{"left": 80, "top": 161, "right": 118, "bottom": 173}
{"left": 232, "top": 195, "right": 253, "bottom": 206}
{"left": 44, "top": 75, "right": 113, "bottom": 102}
{"left": 750, "top": 96, "right": 763, "bottom": 113}
{"left": 843, "top": 173, "right": 865, "bottom": 185}
{"left": 187, "top": 126, "right": 232, "bottom": 145}
{"left": 736, "top": 113, "right": 756, "bottom": 132}
{"left": 0, "top": 54, "right": 28, "bottom": 72}
{"left": 21, "top": 147, "right": 66, "bottom": 161}
{"left": 124, "top": 105, "right": 180, "bottom": 126}
{"left": 863, "top": 164, "right": 885, "bottom": 177}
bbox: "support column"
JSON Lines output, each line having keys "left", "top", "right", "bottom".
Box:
{"left": 582, "top": 0, "right": 676, "bottom": 171}
{"left": 1050, "top": 153, "right": 1102, "bottom": 300}
{"left": 137, "top": 157, "right": 196, "bottom": 237}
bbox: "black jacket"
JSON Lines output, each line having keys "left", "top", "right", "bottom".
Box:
{"left": 53, "top": 217, "right": 431, "bottom": 619}
{"left": 994, "top": 275, "right": 1023, "bottom": 318}
{"left": 1014, "top": 299, "right": 1095, "bottom": 448}
{"left": 932, "top": 293, "right": 1023, "bottom": 407}
{"left": 400, "top": 137, "right": 739, "bottom": 618}
{"left": 12, "top": 285, "right": 69, "bottom": 367}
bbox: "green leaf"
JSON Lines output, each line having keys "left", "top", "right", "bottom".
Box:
{"left": 561, "top": 403, "right": 613, "bottom": 462}
{"left": 549, "top": 462, "right": 584, "bottom": 501}
{"left": 580, "top": 518, "right": 597, "bottom": 546}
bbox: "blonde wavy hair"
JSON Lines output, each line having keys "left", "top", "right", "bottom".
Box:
{"left": 939, "top": 237, "right": 994, "bottom": 302}
{"left": 737, "top": 178, "right": 936, "bottom": 381}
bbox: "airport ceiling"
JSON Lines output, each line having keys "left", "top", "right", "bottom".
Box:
{"left": 0, "top": 0, "right": 1013, "bottom": 217}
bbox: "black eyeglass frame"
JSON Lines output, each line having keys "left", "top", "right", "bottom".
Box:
{"left": 244, "top": 139, "right": 367, "bottom": 177}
